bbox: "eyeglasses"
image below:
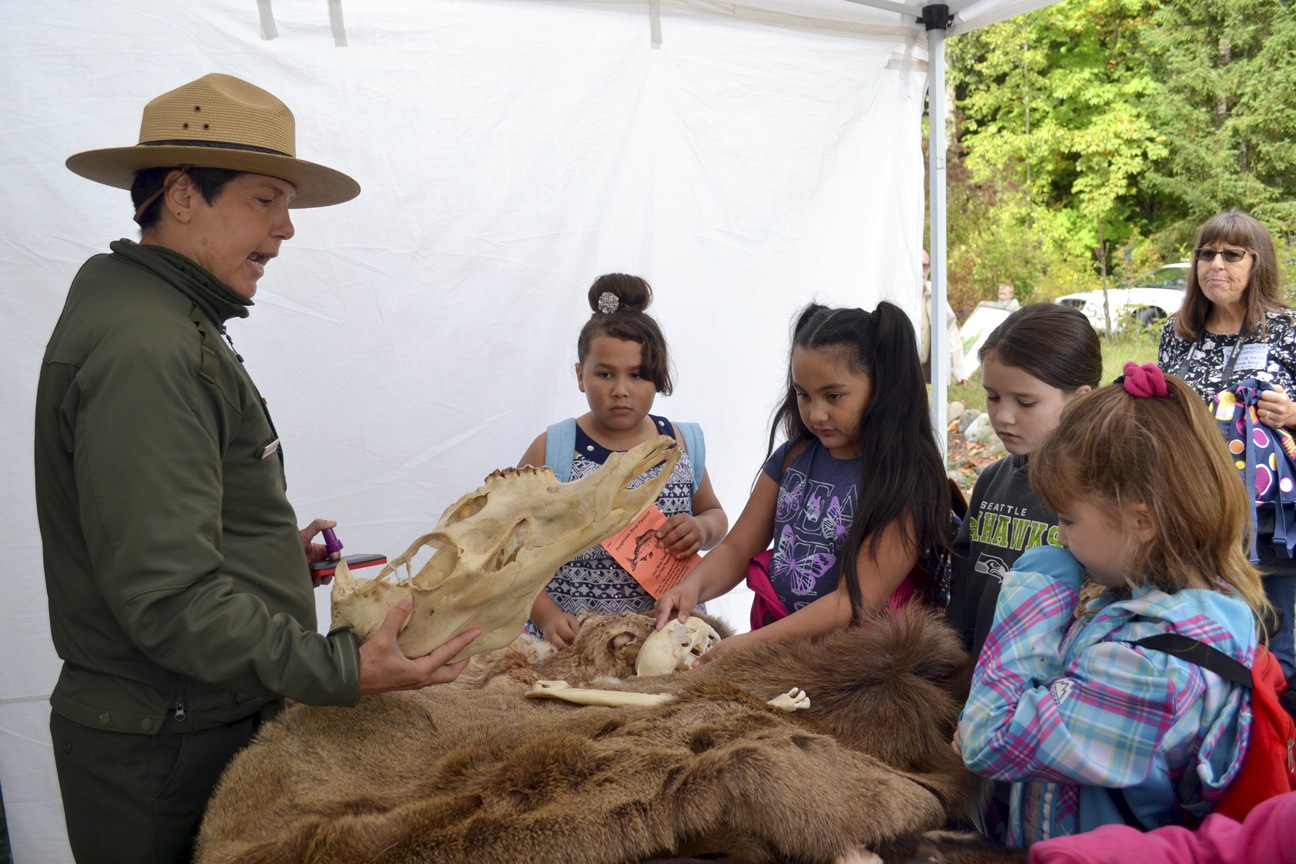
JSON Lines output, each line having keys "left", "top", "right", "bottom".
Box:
{"left": 1194, "top": 248, "right": 1251, "bottom": 264}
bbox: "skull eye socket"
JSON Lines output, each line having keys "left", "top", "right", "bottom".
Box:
{"left": 415, "top": 538, "right": 459, "bottom": 583}
{"left": 444, "top": 494, "right": 489, "bottom": 523}
{"left": 486, "top": 521, "right": 529, "bottom": 570}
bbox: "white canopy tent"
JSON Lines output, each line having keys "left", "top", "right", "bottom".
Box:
{"left": 0, "top": 0, "right": 1055, "bottom": 857}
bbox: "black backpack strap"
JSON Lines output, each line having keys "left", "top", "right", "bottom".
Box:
{"left": 1106, "top": 786, "right": 1148, "bottom": 830}
{"left": 1130, "top": 633, "right": 1252, "bottom": 689}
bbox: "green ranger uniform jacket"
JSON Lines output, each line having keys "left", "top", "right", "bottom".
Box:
{"left": 35, "top": 240, "right": 360, "bottom": 735}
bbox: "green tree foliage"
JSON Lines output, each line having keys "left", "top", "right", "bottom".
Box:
{"left": 943, "top": 0, "right": 1296, "bottom": 302}
{"left": 1140, "top": 1, "right": 1296, "bottom": 253}
{"left": 938, "top": 138, "right": 1094, "bottom": 313}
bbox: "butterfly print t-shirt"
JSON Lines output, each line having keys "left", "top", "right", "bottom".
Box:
{"left": 761, "top": 437, "right": 860, "bottom": 613}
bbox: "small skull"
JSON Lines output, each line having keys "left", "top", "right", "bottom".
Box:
{"left": 635, "top": 616, "right": 721, "bottom": 676}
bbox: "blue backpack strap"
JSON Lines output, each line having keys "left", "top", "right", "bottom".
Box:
{"left": 675, "top": 421, "right": 705, "bottom": 494}
{"left": 544, "top": 418, "right": 578, "bottom": 482}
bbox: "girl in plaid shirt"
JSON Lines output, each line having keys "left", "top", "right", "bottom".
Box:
{"left": 956, "top": 363, "right": 1273, "bottom": 847}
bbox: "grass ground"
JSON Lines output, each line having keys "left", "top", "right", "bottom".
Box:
{"left": 944, "top": 325, "right": 1164, "bottom": 496}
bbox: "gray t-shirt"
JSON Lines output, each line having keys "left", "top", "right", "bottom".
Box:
{"left": 948, "top": 454, "right": 1061, "bottom": 657}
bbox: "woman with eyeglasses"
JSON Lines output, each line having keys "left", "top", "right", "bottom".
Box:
{"left": 1158, "top": 209, "right": 1296, "bottom": 676}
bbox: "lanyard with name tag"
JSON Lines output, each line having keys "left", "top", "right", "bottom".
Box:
{"left": 1221, "top": 340, "right": 1270, "bottom": 385}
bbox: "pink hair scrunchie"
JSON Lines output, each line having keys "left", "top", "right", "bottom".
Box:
{"left": 1121, "top": 361, "right": 1169, "bottom": 398}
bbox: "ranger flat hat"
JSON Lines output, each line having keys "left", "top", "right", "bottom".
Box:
{"left": 65, "top": 73, "right": 360, "bottom": 208}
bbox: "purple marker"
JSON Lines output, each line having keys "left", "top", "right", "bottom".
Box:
{"left": 322, "top": 528, "right": 344, "bottom": 555}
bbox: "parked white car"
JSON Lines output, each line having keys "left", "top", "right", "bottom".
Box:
{"left": 1055, "top": 263, "right": 1189, "bottom": 332}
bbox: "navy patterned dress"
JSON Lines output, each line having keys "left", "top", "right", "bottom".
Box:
{"left": 532, "top": 415, "right": 700, "bottom": 631}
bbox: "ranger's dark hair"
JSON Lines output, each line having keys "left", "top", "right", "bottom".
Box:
{"left": 131, "top": 167, "right": 244, "bottom": 230}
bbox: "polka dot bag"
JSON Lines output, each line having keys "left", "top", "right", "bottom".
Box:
{"left": 1214, "top": 378, "right": 1296, "bottom": 560}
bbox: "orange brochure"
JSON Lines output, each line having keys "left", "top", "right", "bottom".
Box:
{"left": 602, "top": 505, "right": 701, "bottom": 599}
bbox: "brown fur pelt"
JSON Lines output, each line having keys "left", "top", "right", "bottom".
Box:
{"left": 196, "top": 607, "right": 980, "bottom": 864}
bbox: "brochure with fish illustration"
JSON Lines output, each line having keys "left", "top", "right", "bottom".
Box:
{"left": 602, "top": 505, "right": 701, "bottom": 599}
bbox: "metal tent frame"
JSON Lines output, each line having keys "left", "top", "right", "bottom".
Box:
{"left": 843, "top": 0, "right": 1053, "bottom": 453}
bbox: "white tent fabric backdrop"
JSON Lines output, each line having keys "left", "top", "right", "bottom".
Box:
{"left": 1, "top": 0, "right": 1052, "bottom": 858}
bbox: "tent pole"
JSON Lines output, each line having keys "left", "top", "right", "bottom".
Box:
{"left": 924, "top": 4, "right": 952, "bottom": 462}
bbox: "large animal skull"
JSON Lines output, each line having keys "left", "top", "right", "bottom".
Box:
{"left": 634, "top": 616, "right": 721, "bottom": 676}
{"left": 331, "top": 436, "right": 680, "bottom": 663}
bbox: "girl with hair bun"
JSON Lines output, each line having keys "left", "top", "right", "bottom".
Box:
{"left": 516, "top": 273, "right": 727, "bottom": 647}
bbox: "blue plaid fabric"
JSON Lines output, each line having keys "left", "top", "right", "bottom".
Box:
{"left": 959, "top": 546, "right": 1257, "bottom": 846}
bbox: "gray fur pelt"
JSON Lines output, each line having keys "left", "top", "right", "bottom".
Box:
{"left": 196, "top": 607, "right": 982, "bottom": 864}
